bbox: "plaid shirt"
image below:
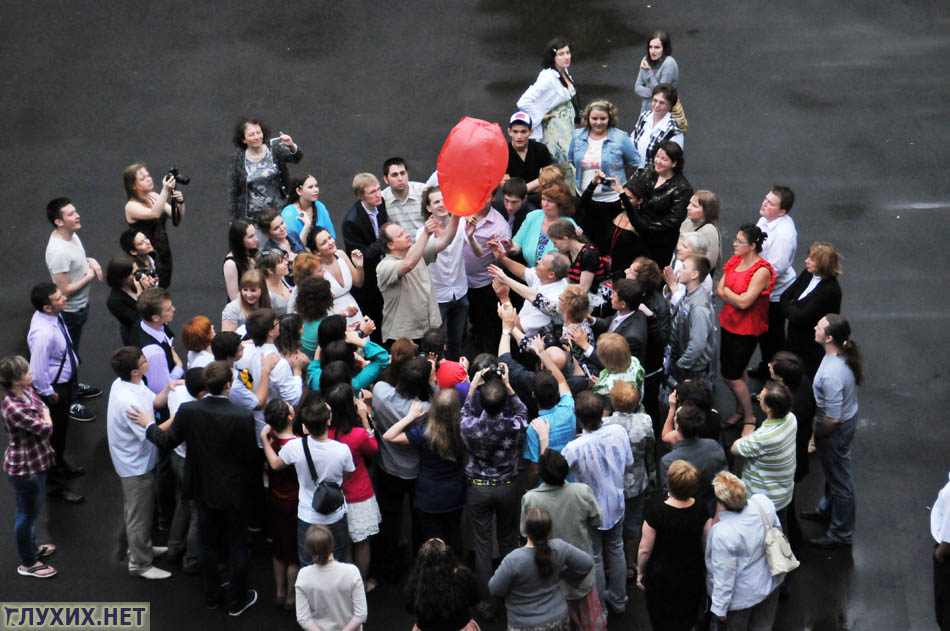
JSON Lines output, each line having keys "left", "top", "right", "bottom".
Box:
{"left": 2, "top": 386, "right": 54, "bottom": 476}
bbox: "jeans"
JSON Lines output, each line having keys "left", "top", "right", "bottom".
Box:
{"left": 622, "top": 493, "right": 646, "bottom": 541}
{"left": 167, "top": 452, "right": 199, "bottom": 568}
{"left": 438, "top": 293, "right": 469, "bottom": 361}
{"left": 198, "top": 503, "right": 249, "bottom": 610}
{"left": 590, "top": 519, "right": 628, "bottom": 612}
{"left": 815, "top": 414, "right": 858, "bottom": 543}
{"left": 61, "top": 306, "right": 89, "bottom": 353}
{"left": 468, "top": 481, "right": 520, "bottom": 613}
{"left": 297, "top": 516, "right": 350, "bottom": 568}
{"left": 120, "top": 471, "right": 156, "bottom": 574}
{"left": 8, "top": 472, "right": 45, "bottom": 566}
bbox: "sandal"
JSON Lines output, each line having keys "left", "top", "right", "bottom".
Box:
{"left": 37, "top": 544, "right": 56, "bottom": 558}
{"left": 18, "top": 563, "right": 57, "bottom": 578}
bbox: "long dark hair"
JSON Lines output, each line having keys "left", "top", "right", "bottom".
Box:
{"left": 275, "top": 314, "right": 302, "bottom": 356}
{"left": 405, "top": 539, "right": 475, "bottom": 622}
{"left": 396, "top": 357, "right": 433, "bottom": 402}
{"left": 228, "top": 219, "right": 257, "bottom": 280}
{"left": 646, "top": 30, "right": 672, "bottom": 70}
{"left": 288, "top": 173, "right": 316, "bottom": 208}
{"left": 325, "top": 383, "right": 360, "bottom": 437}
{"left": 524, "top": 507, "right": 554, "bottom": 578}
{"left": 541, "top": 37, "right": 573, "bottom": 88}
{"left": 823, "top": 314, "right": 863, "bottom": 386}
{"left": 425, "top": 389, "right": 466, "bottom": 463}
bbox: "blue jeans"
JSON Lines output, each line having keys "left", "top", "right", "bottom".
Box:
{"left": 60, "top": 306, "right": 89, "bottom": 353}
{"left": 591, "top": 519, "right": 628, "bottom": 613}
{"left": 297, "top": 516, "right": 350, "bottom": 568}
{"left": 8, "top": 472, "right": 46, "bottom": 566}
{"left": 815, "top": 414, "right": 858, "bottom": 543}
{"left": 439, "top": 294, "right": 469, "bottom": 362}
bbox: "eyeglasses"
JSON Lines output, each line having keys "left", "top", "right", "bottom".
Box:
{"left": 260, "top": 248, "right": 286, "bottom": 258}
{"left": 733, "top": 239, "right": 750, "bottom": 246}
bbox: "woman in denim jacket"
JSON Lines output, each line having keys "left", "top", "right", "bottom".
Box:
{"left": 569, "top": 100, "right": 640, "bottom": 257}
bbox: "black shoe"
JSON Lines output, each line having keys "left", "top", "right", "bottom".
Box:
{"left": 228, "top": 590, "right": 258, "bottom": 616}
{"left": 68, "top": 402, "right": 95, "bottom": 422}
{"left": 64, "top": 464, "right": 86, "bottom": 479}
{"left": 809, "top": 534, "right": 850, "bottom": 549}
{"left": 50, "top": 489, "right": 84, "bottom": 504}
{"left": 799, "top": 510, "right": 829, "bottom": 522}
{"left": 75, "top": 382, "right": 102, "bottom": 399}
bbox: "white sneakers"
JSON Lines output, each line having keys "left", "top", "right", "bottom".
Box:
{"left": 138, "top": 566, "right": 172, "bottom": 580}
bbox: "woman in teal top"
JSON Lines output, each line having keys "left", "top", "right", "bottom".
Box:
{"left": 509, "top": 180, "right": 576, "bottom": 267}
{"left": 296, "top": 276, "right": 334, "bottom": 360}
{"left": 306, "top": 332, "right": 389, "bottom": 392}
{"left": 281, "top": 174, "right": 336, "bottom": 252}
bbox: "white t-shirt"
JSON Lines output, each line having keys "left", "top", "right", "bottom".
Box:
{"left": 519, "top": 269, "right": 568, "bottom": 337}
{"left": 106, "top": 378, "right": 158, "bottom": 477}
{"left": 417, "top": 220, "right": 469, "bottom": 303}
{"left": 45, "top": 232, "right": 90, "bottom": 311}
{"left": 279, "top": 436, "right": 354, "bottom": 525}
{"left": 932, "top": 473, "right": 950, "bottom": 544}
{"left": 167, "top": 388, "right": 197, "bottom": 459}
{"left": 579, "top": 137, "right": 619, "bottom": 203}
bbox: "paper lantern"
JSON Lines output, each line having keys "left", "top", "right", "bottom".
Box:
{"left": 437, "top": 117, "right": 508, "bottom": 216}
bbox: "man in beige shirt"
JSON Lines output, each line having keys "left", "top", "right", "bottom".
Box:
{"left": 376, "top": 215, "right": 459, "bottom": 343}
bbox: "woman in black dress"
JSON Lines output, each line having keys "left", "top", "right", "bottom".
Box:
{"left": 105, "top": 255, "right": 154, "bottom": 344}
{"left": 636, "top": 459, "right": 712, "bottom": 631}
{"left": 123, "top": 163, "right": 185, "bottom": 288}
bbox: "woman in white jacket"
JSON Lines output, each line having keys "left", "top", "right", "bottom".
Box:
{"left": 518, "top": 37, "right": 577, "bottom": 192}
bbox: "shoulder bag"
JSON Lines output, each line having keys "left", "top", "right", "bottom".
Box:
{"left": 302, "top": 437, "right": 345, "bottom": 515}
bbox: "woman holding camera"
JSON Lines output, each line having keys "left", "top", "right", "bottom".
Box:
{"left": 123, "top": 163, "right": 185, "bottom": 288}
{"left": 228, "top": 116, "right": 301, "bottom": 223}
{"left": 106, "top": 255, "right": 155, "bottom": 345}
{"left": 568, "top": 100, "right": 640, "bottom": 255}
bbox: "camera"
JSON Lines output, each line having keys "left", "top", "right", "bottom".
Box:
{"left": 166, "top": 166, "right": 190, "bottom": 186}
{"left": 484, "top": 362, "right": 506, "bottom": 379}
{"left": 602, "top": 177, "right": 616, "bottom": 187}
{"left": 135, "top": 268, "right": 158, "bottom": 281}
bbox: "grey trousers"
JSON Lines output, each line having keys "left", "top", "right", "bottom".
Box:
{"left": 120, "top": 471, "right": 156, "bottom": 575}
{"left": 724, "top": 588, "right": 780, "bottom": 631}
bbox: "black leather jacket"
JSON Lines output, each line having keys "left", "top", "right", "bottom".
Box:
{"left": 636, "top": 167, "right": 693, "bottom": 233}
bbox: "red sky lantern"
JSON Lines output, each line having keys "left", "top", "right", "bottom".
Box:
{"left": 437, "top": 117, "right": 508, "bottom": 216}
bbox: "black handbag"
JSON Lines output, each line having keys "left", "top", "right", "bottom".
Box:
{"left": 302, "top": 437, "right": 345, "bottom": 515}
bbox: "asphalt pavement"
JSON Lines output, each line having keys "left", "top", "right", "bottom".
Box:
{"left": 1, "top": 2, "right": 948, "bottom": 629}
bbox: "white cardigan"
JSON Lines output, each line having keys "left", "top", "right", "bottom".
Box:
{"left": 517, "top": 68, "right": 572, "bottom": 140}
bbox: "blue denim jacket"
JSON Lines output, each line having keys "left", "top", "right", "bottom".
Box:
{"left": 569, "top": 126, "right": 640, "bottom": 191}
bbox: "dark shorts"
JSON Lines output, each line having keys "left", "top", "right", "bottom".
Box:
{"left": 720, "top": 329, "right": 758, "bottom": 380}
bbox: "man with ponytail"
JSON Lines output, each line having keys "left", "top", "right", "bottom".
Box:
{"left": 802, "top": 314, "right": 862, "bottom": 549}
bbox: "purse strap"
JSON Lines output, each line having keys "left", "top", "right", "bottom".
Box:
{"left": 750, "top": 495, "right": 773, "bottom": 535}
{"left": 301, "top": 436, "right": 318, "bottom": 483}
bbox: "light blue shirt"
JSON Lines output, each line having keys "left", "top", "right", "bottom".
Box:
{"left": 813, "top": 353, "right": 858, "bottom": 420}
{"left": 705, "top": 495, "right": 783, "bottom": 616}
{"left": 561, "top": 424, "right": 633, "bottom": 529}
{"left": 281, "top": 202, "right": 336, "bottom": 241}
{"left": 523, "top": 393, "right": 575, "bottom": 463}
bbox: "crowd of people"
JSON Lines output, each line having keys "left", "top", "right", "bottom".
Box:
{"left": 5, "top": 28, "right": 943, "bottom": 631}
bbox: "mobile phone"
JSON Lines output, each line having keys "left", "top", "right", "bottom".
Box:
{"left": 269, "top": 137, "right": 281, "bottom": 146}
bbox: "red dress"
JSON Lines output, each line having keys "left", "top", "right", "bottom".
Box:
{"left": 267, "top": 433, "right": 300, "bottom": 564}
{"left": 718, "top": 255, "right": 775, "bottom": 336}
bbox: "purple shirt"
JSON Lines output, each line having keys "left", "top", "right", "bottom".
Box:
{"left": 27, "top": 312, "right": 76, "bottom": 396}
{"left": 138, "top": 321, "right": 184, "bottom": 394}
{"left": 459, "top": 392, "right": 528, "bottom": 480}
{"left": 463, "top": 209, "right": 511, "bottom": 289}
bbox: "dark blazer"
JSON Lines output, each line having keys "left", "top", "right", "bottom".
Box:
{"left": 146, "top": 395, "right": 258, "bottom": 511}
{"left": 342, "top": 200, "right": 389, "bottom": 328}
{"left": 780, "top": 272, "right": 841, "bottom": 375}
{"left": 592, "top": 311, "right": 649, "bottom": 364}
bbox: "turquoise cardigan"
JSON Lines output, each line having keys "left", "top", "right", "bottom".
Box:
{"left": 512, "top": 209, "right": 577, "bottom": 267}
{"left": 306, "top": 339, "right": 389, "bottom": 391}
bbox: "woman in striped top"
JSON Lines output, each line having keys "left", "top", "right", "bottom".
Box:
{"left": 730, "top": 381, "right": 797, "bottom": 532}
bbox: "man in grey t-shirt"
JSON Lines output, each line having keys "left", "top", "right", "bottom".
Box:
{"left": 44, "top": 197, "right": 102, "bottom": 422}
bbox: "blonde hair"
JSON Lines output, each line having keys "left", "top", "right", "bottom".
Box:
{"left": 122, "top": 163, "right": 147, "bottom": 199}
{"left": 352, "top": 172, "right": 379, "bottom": 198}
{"left": 712, "top": 470, "right": 748, "bottom": 511}
{"left": 596, "top": 333, "right": 632, "bottom": 373}
{"left": 808, "top": 242, "right": 842, "bottom": 278}
{"left": 667, "top": 459, "right": 701, "bottom": 500}
{"left": 559, "top": 285, "right": 589, "bottom": 324}
{"left": 580, "top": 99, "right": 619, "bottom": 128}
{"left": 538, "top": 165, "right": 565, "bottom": 188}
{"left": 293, "top": 253, "right": 321, "bottom": 280}
{"left": 609, "top": 380, "right": 640, "bottom": 412}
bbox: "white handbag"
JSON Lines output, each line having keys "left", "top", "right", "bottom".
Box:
{"left": 752, "top": 495, "right": 800, "bottom": 576}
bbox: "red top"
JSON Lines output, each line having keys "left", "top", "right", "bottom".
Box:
{"left": 2, "top": 386, "right": 54, "bottom": 476}
{"left": 718, "top": 255, "right": 775, "bottom": 336}
{"left": 437, "top": 361, "right": 468, "bottom": 390}
{"left": 328, "top": 426, "right": 378, "bottom": 502}
{"left": 267, "top": 433, "right": 300, "bottom": 503}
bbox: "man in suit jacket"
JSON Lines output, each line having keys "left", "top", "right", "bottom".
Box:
{"left": 590, "top": 279, "right": 648, "bottom": 364}
{"left": 342, "top": 172, "right": 389, "bottom": 341}
{"left": 133, "top": 360, "right": 260, "bottom": 615}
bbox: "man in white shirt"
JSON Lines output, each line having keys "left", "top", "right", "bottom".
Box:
{"left": 381, "top": 157, "right": 427, "bottom": 234}
{"left": 488, "top": 251, "right": 570, "bottom": 338}
{"left": 232, "top": 309, "right": 305, "bottom": 442}
{"left": 754, "top": 185, "right": 798, "bottom": 374}
{"left": 933, "top": 473, "right": 950, "bottom": 630}
{"left": 106, "top": 346, "right": 174, "bottom": 579}
{"left": 44, "top": 197, "right": 102, "bottom": 421}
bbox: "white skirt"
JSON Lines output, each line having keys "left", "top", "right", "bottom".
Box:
{"left": 346, "top": 495, "right": 381, "bottom": 542}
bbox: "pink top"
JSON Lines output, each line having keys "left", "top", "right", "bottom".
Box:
{"left": 329, "top": 427, "right": 378, "bottom": 502}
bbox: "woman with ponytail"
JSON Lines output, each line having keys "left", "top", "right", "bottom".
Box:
{"left": 803, "top": 314, "right": 862, "bottom": 549}
{"left": 489, "top": 507, "right": 593, "bottom": 631}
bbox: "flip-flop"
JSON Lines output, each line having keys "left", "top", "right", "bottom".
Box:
{"left": 37, "top": 544, "right": 56, "bottom": 558}
{"left": 18, "top": 563, "right": 57, "bottom": 578}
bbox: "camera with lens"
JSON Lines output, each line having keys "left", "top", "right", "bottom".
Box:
{"left": 135, "top": 268, "right": 158, "bottom": 281}
{"left": 484, "top": 362, "right": 506, "bottom": 380}
{"left": 166, "top": 167, "right": 190, "bottom": 186}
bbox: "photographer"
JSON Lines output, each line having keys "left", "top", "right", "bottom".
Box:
{"left": 105, "top": 256, "right": 155, "bottom": 345}
{"left": 459, "top": 361, "right": 529, "bottom": 621}
{"left": 123, "top": 163, "right": 185, "bottom": 288}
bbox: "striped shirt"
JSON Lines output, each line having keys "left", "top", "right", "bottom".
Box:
{"left": 732, "top": 413, "right": 797, "bottom": 510}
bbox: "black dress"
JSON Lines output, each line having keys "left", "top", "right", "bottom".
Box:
{"left": 106, "top": 287, "right": 138, "bottom": 345}
{"left": 643, "top": 498, "right": 708, "bottom": 631}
